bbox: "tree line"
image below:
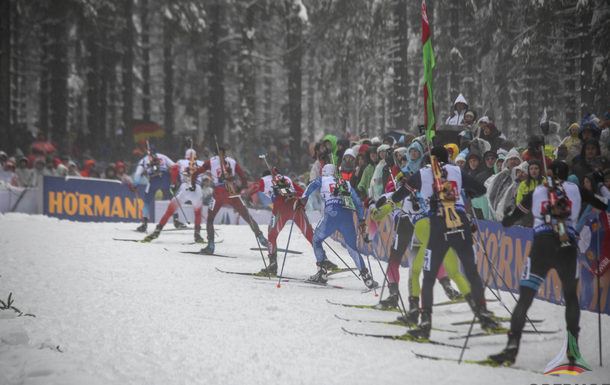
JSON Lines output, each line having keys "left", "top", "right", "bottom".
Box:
{"left": 0, "top": 0, "right": 608, "bottom": 169}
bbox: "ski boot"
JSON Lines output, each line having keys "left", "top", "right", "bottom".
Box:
{"left": 465, "top": 293, "right": 500, "bottom": 331}
{"left": 173, "top": 214, "right": 188, "bottom": 229}
{"left": 200, "top": 243, "right": 215, "bottom": 255}
{"left": 488, "top": 331, "right": 521, "bottom": 365}
{"left": 259, "top": 252, "right": 278, "bottom": 276}
{"left": 406, "top": 307, "right": 431, "bottom": 340}
{"left": 322, "top": 259, "right": 339, "bottom": 273}
{"left": 397, "top": 296, "right": 419, "bottom": 325}
{"left": 194, "top": 225, "right": 204, "bottom": 243}
{"left": 360, "top": 268, "right": 376, "bottom": 289}
{"left": 439, "top": 276, "right": 462, "bottom": 300}
{"left": 136, "top": 218, "right": 148, "bottom": 232}
{"left": 379, "top": 283, "right": 400, "bottom": 309}
{"left": 143, "top": 224, "right": 163, "bottom": 242}
{"left": 308, "top": 263, "right": 328, "bottom": 284}
{"left": 256, "top": 232, "right": 268, "bottom": 247}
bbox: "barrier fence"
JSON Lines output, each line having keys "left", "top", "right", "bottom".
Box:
{"left": 330, "top": 210, "right": 610, "bottom": 316}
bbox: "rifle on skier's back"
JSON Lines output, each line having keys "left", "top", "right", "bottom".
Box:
{"left": 258, "top": 154, "right": 296, "bottom": 200}
{"left": 214, "top": 136, "right": 238, "bottom": 198}
{"left": 330, "top": 154, "right": 356, "bottom": 211}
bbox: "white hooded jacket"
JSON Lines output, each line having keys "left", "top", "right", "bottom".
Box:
{"left": 445, "top": 94, "right": 469, "bottom": 125}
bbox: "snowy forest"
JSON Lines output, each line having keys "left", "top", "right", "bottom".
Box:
{"left": 0, "top": 0, "right": 609, "bottom": 172}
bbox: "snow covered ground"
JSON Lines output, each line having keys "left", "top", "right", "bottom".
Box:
{"left": 1, "top": 212, "right": 609, "bottom": 385}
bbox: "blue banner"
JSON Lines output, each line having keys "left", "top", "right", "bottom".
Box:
{"left": 43, "top": 176, "right": 147, "bottom": 223}
{"left": 330, "top": 211, "right": 610, "bottom": 316}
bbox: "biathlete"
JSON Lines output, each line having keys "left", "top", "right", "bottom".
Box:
{"left": 390, "top": 146, "right": 499, "bottom": 340}
{"left": 190, "top": 148, "right": 267, "bottom": 254}
{"left": 370, "top": 179, "right": 470, "bottom": 324}
{"left": 297, "top": 164, "right": 375, "bottom": 289}
{"left": 133, "top": 150, "right": 186, "bottom": 232}
{"left": 489, "top": 161, "right": 610, "bottom": 365}
{"left": 241, "top": 169, "right": 339, "bottom": 275}
{"left": 142, "top": 149, "right": 205, "bottom": 243}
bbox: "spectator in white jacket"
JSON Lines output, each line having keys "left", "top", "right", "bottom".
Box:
{"left": 445, "top": 93, "right": 469, "bottom": 126}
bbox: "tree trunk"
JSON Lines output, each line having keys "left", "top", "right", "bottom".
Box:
{"left": 48, "top": 0, "right": 69, "bottom": 150}
{"left": 208, "top": 0, "right": 226, "bottom": 145}
{"left": 580, "top": 7, "right": 593, "bottom": 116}
{"left": 141, "top": 0, "right": 151, "bottom": 122}
{"left": 285, "top": 0, "right": 302, "bottom": 172}
{"left": 85, "top": 17, "right": 102, "bottom": 147}
{"left": 393, "top": 0, "right": 409, "bottom": 131}
{"left": 122, "top": 0, "right": 135, "bottom": 155}
{"left": 339, "top": 49, "right": 349, "bottom": 135}
{"left": 449, "top": 1, "right": 460, "bottom": 104}
{"left": 163, "top": 15, "right": 174, "bottom": 146}
{"left": 0, "top": 0, "right": 11, "bottom": 152}
{"left": 239, "top": 1, "right": 256, "bottom": 167}
{"left": 307, "top": 48, "right": 315, "bottom": 142}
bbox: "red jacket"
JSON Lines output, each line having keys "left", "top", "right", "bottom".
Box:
{"left": 520, "top": 150, "right": 552, "bottom": 169}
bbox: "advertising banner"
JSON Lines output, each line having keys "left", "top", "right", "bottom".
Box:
{"left": 330, "top": 210, "right": 609, "bottom": 316}
{"left": 43, "top": 176, "right": 147, "bottom": 223}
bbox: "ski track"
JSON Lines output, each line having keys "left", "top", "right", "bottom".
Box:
{"left": 0, "top": 212, "right": 609, "bottom": 385}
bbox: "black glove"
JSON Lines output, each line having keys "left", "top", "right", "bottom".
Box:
{"left": 375, "top": 196, "right": 387, "bottom": 209}
{"left": 593, "top": 170, "right": 604, "bottom": 185}
{"left": 189, "top": 184, "right": 196, "bottom": 192}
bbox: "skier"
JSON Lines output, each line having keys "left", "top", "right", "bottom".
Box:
{"left": 371, "top": 179, "right": 470, "bottom": 320}
{"left": 488, "top": 160, "right": 610, "bottom": 366}
{"left": 391, "top": 146, "right": 499, "bottom": 340}
{"left": 133, "top": 148, "right": 186, "bottom": 232}
{"left": 241, "top": 168, "right": 338, "bottom": 275}
{"left": 190, "top": 147, "right": 267, "bottom": 255}
{"left": 297, "top": 164, "right": 375, "bottom": 289}
{"left": 142, "top": 149, "right": 206, "bottom": 243}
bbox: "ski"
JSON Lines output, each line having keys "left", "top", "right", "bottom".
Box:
{"left": 448, "top": 328, "right": 559, "bottom": 340}
{"left": 451, "top": 317, "right": 544, "bottom": 326}
{"left": 434, "top": 298, "right": 498, "bottom": 307}
{"left": 326, "top": 299, "right": 402, "bottom": 312}
{"left": 327, "top": 268, "right": 354, "bottom": 276}
{"left": 179, "top": 251, "right": 236, "bottom": 258}
{"left": 341, "top": 328, "right": 467, "bottom": 349}
{"left": 334, "top": 315, "right": 458, "bottom": 333}
{"left": 113, "top": 238, "right": 146, "bottom": 243}
{"left": 411, "top": 351, "right": 543, "bottom": 374}
{"left": 250, "top": 247, "right": 303, "bottom": 255}
{"left": 215, "top": 267, "right": 300, "bottom": 280}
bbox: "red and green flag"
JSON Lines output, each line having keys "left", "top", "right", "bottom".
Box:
{"left": 422, "top": 0, "right": 436, "bottom": 143}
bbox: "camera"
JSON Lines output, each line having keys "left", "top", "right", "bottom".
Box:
{"left": 418, "top": 125, "right": 427, "bottom": 135}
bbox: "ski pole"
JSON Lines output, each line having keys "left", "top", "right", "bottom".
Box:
{"left": 173, "top": 189, "right": 191, "bottom": 225}
{"left": 364, "top": 253, "right": 378, "bottom": 296}
{"left": 238, "top": 196, "right": 269, "bottom": 273}
{"left": 277, "top": 211, "right": 297, "bottom": 288}
{"left": 371, "top": 217, "right": 408, "bottom": 317}
{"left": 469, "top": 205, "right": 539, "bottom": 334}
{"left": 323, "top": 241, "right": 361, "bottom": 280}
{"left": 596, "top": 213, "right": 603, "bottom": 366}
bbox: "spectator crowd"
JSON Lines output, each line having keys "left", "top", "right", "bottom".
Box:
{"left": 2, "top": 93, "right": 610, "bottom": 232}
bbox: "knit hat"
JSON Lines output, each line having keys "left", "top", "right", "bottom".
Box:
{"left": 455, "top": 156, "right": 466, "bottom": 164}
{"left": 478, "top": 116, "right": 489, "bottom": 124}
{"left": 358, "top": 144, "right": 370, "bottom": 153}
{"left": 377, "top": 144, "right": 390, "bottom": 154}
{"left": 343, "top": 149, "right": 356, "bottom": 160}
